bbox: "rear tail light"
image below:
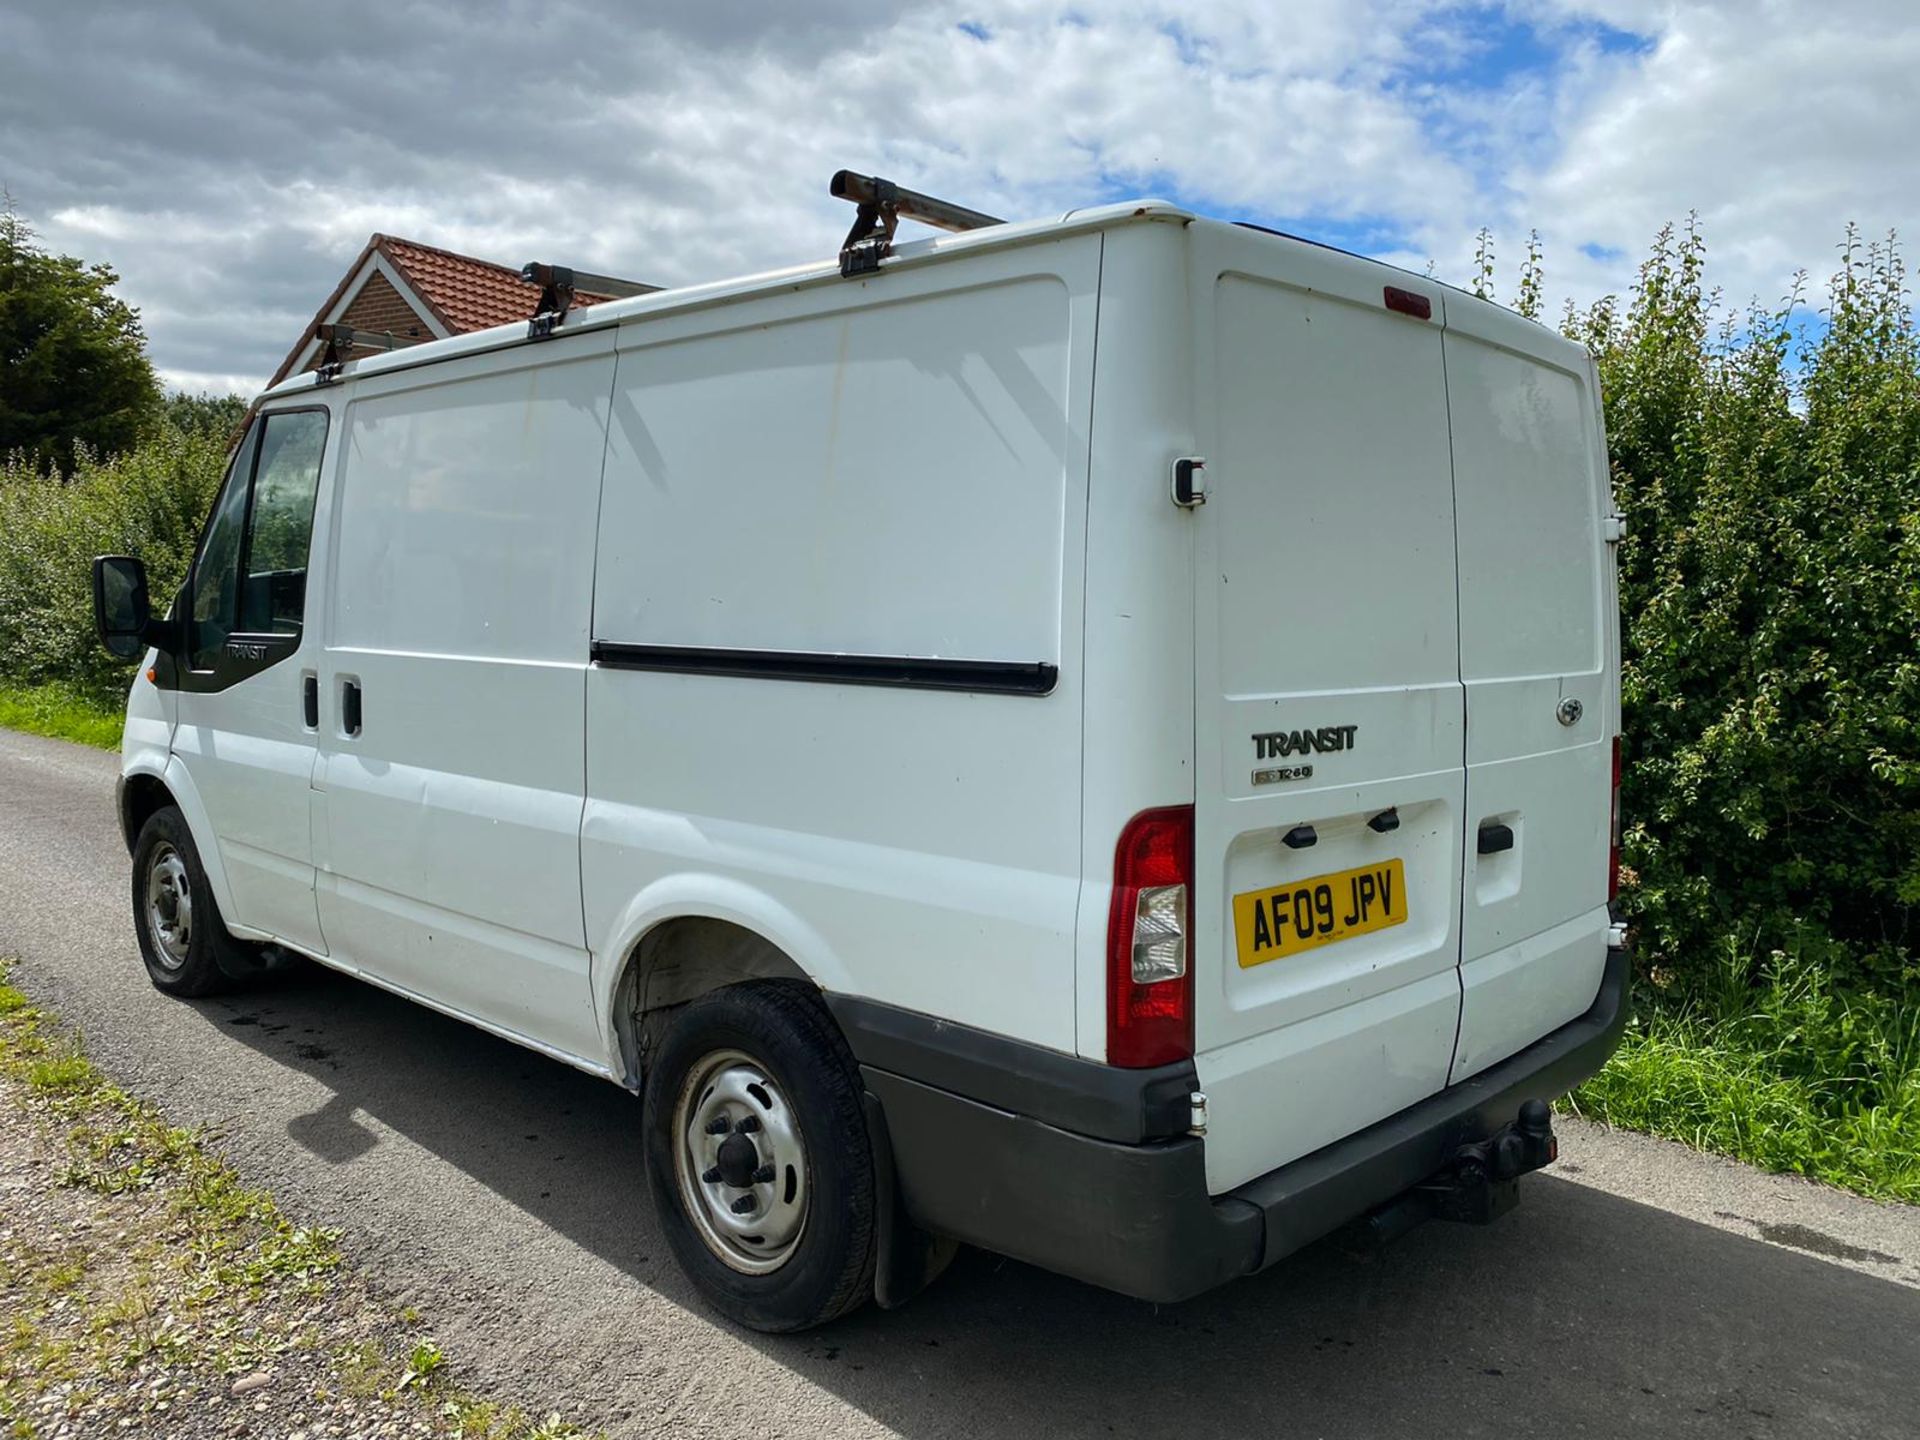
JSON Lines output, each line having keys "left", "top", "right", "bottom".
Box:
{"left": 1107, "top": 806, "right": 1194, "bottom": 1068}
{"left": 1608, "top": 734, "right": 1622, "bottom": 902}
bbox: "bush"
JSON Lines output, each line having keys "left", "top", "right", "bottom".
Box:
{"left": 0, "top": 427, "right": 230, "bottom": 704}
{"left": 1569, "top": 222, "right": 1920, "bottom": 994}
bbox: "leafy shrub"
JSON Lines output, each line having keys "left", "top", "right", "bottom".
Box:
{"left": 1568, "top": 222, "right": 1920, "bottom": 994}
{"left": 0, "top": 426, "right": 229, "bottom": 704}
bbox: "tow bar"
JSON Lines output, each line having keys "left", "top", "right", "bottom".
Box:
{"left": 1354, "top": 1098, "right": 1560, "bottom": 1247}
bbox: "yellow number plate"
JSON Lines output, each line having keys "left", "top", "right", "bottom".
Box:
{"left": 1234, "top": 858, "right": 1408, "bottom": 968}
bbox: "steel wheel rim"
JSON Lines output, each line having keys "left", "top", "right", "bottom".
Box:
{"left": 672, "top": 1048, "right": 810, "bottom": 1275}
{"left": 145, "top": 843, "right": 192, "bottom": 970}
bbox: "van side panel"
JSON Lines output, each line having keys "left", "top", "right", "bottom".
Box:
{"left": 1442, "top": 298, "right": 1613, "bottom": 1081}
{"left": 583, "top": 239, "right": 1098, "bottom": 1052}
{"left": 315, "top": 340, "right": 612, "bottom": 1060}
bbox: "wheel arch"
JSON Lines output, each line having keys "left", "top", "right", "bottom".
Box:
{"left": 120, "top": 754, "right": 258, "bottom": 943}
{"left": 118, "top": 770, "right": 174, "bottom": 856}
{"left": 596, "top": 880, "right": 851, "bottom": 1091}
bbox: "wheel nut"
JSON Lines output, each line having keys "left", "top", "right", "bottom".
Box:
{"left": 729, "top": 1194, "right": 757, "bottom": 1215}
{"left": 704, "top": 1116, "right": 731, "bottom": 1135}
{"left": 735, "top": 1115, "right": 761, "bottom": 1134}
{"left": 751, "top": 1164, "right": 775, "bottom": 1184}
{"left": 701, "top": 1166, "right": 722, "bottom": 1184}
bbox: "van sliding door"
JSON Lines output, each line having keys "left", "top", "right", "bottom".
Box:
{"left": 313, "top": 339, "right": 615, "bottom": 1063}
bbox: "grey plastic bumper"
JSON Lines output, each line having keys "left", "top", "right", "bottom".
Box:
{"left": 853, "top": 945, "right": 1632, "bottom": 1304}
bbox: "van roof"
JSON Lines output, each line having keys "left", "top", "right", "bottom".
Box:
{"left": 257, "top": 199, "right": 1565, "bottom": 400}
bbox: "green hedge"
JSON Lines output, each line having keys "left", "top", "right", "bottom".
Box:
{"left": 1574, "top": 223, "right": 1920, "bottom": 994}
{"left": 0, "top": 427, "right": 228, "bottom": 705}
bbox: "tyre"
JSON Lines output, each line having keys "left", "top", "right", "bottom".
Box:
{"left": 643, "top": 980, "right": 877, "bottom": 1332}
{"left": 130, "top": 806, "right": 252, "bottom": 998}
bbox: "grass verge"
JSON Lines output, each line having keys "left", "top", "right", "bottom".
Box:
{"left": 0, "top": 678, "right": 122, "bottom": 750}
{"left": 0, "top": 959, "right": 598, "bottom": 1439}
{"left": 1569, "top": 941, "right": 1920, "bottom": 1204}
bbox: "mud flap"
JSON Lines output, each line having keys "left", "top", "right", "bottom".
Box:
{"left": 863, "top": 1091, "right": 957, "bottom": 1309}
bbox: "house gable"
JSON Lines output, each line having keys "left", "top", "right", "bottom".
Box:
{"left": 266, "top": 233, "right": 629, "bottom": 391}
{"left": 267, "top": 241, "right": 453, "bottom": 388}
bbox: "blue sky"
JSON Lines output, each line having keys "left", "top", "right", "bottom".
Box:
{"left": 1133, "top": 4, "right": 1660, "bottom": 267}
{"left": 1, "top": 0, "right": 1912, "bottom": 392}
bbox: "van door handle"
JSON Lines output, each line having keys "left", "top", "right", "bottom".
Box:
{"left": 1477, "top": 822, "right": 1514, "bottom": 855}
{"left": 341, "top": 679, "right": 363, "bottom": 737}
{"left": 302, "top": 675, "right": 319, "bottom": 728}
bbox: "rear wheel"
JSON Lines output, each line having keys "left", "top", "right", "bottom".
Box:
{"left": 130, "top": 807, "right": 252, "bottom": 998}
{"left": 643, "top": 981, "right": 876, "bottom": 1331}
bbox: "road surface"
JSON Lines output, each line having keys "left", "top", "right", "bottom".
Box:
{"left": 2, "top": 726, "right": 1917, "bottom": 1439}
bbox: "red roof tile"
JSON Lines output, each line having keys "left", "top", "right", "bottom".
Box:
{"left": 377, "top": 234, "right": 619, "bottom": 334}
{"left": 267, "top": 232, "right": 637, "bottom": 389}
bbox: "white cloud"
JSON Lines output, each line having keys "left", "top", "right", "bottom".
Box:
{"left": 1516, "top": 0, "right": 1920, "bottom": 311}
{"left": 2, "top": 0, "right": 1913, "bottom": 393}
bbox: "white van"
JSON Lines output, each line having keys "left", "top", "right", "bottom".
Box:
{"left": 93, "top": 182, "right": 1628, "bottom": 1332}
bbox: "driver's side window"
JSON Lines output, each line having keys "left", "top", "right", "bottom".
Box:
{"left": 189, "top": 428, "right": 257, "bottom": 670}
{"left": 188, "top": 409, "right": 329, "bottom": 672}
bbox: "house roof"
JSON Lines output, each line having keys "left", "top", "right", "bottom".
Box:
{"left": 266, "top": 232, "right": 621, "bottom": 389}
{"left": 376, "top": 234, "right": 618, "bottom": 334}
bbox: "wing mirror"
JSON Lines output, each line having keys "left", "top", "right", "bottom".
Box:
{"left": 91, "top": 555, "right": 168, "bottom": 661}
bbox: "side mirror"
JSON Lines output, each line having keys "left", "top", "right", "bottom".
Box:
{"left": 92, "top": 555, "right": 159, "bottom": 661}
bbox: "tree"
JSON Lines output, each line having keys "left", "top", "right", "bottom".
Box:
{"left": 0, "top": 200, "right": 162, "bottom": 473}
{"left": 162, "top": 390, "right": 249, "bottom": 444}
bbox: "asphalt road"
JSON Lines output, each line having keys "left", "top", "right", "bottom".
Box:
{"left": 3, "top": 725, "right": 1918, "bottom": 1440}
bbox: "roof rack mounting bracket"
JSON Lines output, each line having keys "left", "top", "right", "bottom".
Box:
{"left": 829, "top": 170, "right": 1003, "bottom": 279}
{"left": 311, "top": 322, "right": 406, "bottom": 385}
{"left": 521, "top": 263, "right": 576, "bottom": 341}
{"left": 519, "top": 264, "right": 660, "bottom": 341}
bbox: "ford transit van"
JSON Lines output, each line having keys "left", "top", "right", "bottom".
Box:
{"left": 94, "top": 185, "right": 1628, "bottom": 1332}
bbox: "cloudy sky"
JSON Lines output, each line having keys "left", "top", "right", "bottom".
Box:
{"left": 2, "top": 0, "right": 1914, "bottom": 395}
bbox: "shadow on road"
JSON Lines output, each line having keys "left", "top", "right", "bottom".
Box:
{"left": 203, "top": 959, "right": 1919, "bottom": 1440}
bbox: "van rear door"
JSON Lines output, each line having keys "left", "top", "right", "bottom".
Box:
{"left": 1186, "top": 225, "right": 1466, "bottom": 1196}
{"left": 1441, "top": 297, "right": 1615, "bottom": 1082}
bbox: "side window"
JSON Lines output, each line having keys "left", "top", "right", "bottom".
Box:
{"left": 237, "top": 411, "right": 327, "bottom": 635}
{"left": 187, "top": 409, "right": 329, "bottom": 671}
{"left": 189, "top": 430, "right": 257, "bottom": 670}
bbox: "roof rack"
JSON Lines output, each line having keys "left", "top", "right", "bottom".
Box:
{"left": 830, "top": 170, "right": 1003, "bottom": 278}
{"left": 312, "top": 323, "right": 413, "bottom": 384}
{"left": 519, "top": 263, "right": 661, "bottom": 340}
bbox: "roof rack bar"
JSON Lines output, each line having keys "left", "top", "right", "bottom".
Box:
{"left": 518, "top": 263, "right": 660, "bottom": 301}
{"left": 830, "top": 170, "right": 1004, "bottom": 278}
{"left": 519, "top": 262, "right": 661, "bottom": 342}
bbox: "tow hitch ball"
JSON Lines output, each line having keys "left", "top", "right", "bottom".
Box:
{"left": 1423, "top": 1098, "right": 1558, "bottom": 1226}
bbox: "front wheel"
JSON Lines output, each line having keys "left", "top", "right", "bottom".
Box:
{"left": 643, "top": 981, "right": 877, "bottom": 1332}
{"left": 130, "top": 806, "right": 252, "bottom": 998}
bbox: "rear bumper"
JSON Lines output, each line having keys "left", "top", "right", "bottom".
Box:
{"left": 838, "top": 944, "right": 1631, "bottom": 1304}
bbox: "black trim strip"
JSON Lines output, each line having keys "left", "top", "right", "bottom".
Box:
{"left": 590, "top": 642, "right": 1058, "bottom": 696}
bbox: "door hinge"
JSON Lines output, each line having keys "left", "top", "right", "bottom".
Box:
{"left": 1172, "top": 456, "right": 1208, "bottom": 507}
{"left": 1603, "top": 513, "right": 1628, "bottom": 543}
{"left": 1188, "top": 1090, "right": 1209, "bottom": 1137}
